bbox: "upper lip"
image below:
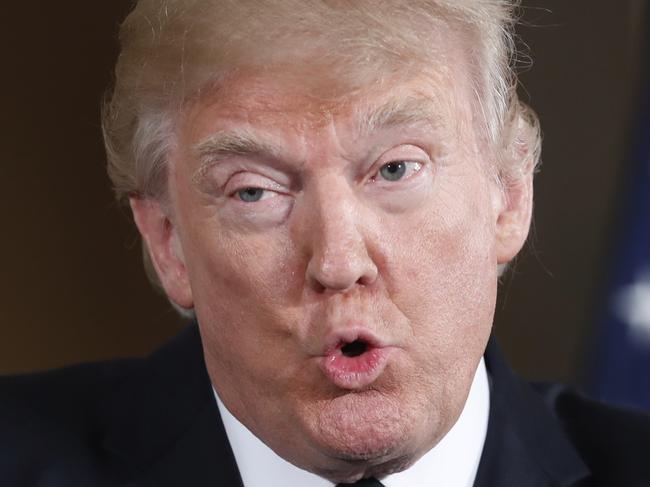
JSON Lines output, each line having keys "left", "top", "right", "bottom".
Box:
{"left": 320, "top": 327, "right": 388, "bottom": 356}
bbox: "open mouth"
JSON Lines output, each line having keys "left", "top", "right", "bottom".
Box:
{"left": 319, "top": 333, "right": 392, "bottom": 390}
{"left": 340, "top": 339, "right": 370, "bottom": 358}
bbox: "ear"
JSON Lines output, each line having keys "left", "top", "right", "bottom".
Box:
{"left": 494, "top": 172, "right": 534, "bottom": 265}
{"left": 130, "top": 197, "right": 194, "bottom": 309}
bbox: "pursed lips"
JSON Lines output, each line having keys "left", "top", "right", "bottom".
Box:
{"left": 316, "top": 327, "right": 396, "bottom": 390}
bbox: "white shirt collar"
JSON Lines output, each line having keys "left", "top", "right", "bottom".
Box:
{"left": 214, "top": 358, "right": 489, "bottom": 487}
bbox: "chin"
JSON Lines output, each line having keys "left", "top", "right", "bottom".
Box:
{"left": 310, "top": 388, "right": 429, "bottom": 465}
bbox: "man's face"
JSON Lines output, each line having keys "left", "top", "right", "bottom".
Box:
{"left": 135, "top": 53, "right": 529, "bottom": 481}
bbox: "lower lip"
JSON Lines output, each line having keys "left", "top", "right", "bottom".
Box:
{"left": 318, "top": 347, "right": 393, "bottom": 390}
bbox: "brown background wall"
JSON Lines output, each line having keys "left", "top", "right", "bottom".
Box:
{"left": 0, "top": 1, "right": 647, "bottom": 386}
{"left": 495, "top": 0, "right": 648, "bottom": 384}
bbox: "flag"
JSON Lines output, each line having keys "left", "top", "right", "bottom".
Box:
{"left": 590, "top": 79, "right": 650, "bottom": 411}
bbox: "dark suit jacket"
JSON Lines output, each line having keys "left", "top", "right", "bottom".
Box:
{"left": 2, "top": 324, "right": 650, "bottom": 486}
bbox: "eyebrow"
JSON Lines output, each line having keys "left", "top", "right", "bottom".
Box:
{"left": 356, "top": 95, "right": 443, "bottom": 138}
{"left": 191, "top": 130, "right": 285, "bottom": 185}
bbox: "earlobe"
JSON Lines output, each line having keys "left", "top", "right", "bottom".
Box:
{"left": 494, "top": 172, "right": 534, "bottom": 265}
{"left": 129, "top": 197, "right": 194, "bottom": 309}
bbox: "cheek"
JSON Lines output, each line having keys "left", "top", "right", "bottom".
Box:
{"left": 186, "top": 225, "right": 310, "bottom": 398}
{"left": 385, "top": 176, "right": 498, "bottom": 346}
{"left": 188, "top": 224, "right": 298, "bottom": 305}
{"left": 183, "top": 221, "right": 309, "bottom": 357}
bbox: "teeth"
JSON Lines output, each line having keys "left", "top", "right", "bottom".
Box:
{"left": 340, "top": 339, "right": 368, "bottom": 358}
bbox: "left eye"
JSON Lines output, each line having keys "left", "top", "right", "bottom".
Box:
{"left": 235, "top": 187, "right": 272, "bottom": 202}
{"left": 376, "top": 161, "right": 422, "bottom": 182}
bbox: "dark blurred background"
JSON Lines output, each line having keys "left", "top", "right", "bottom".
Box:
{"left": 0, "top": 2, "right": 648, "bottom": 393}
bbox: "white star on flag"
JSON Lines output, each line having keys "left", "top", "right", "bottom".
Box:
{"left": 614, "top": 269, "right": 650, "bottom": 343}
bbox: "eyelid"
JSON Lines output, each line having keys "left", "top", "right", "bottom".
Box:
{"left": 224, "top": 170, "right": 287, "bottom": 196}
{"left": 200, "top": 157, "right": 295, "bottom": 194}
{"left": 371, "top": 144, "right": 431, "bottom": 171}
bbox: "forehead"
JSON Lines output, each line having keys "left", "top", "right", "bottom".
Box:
{"left": 182, "top": 55, "right": 475, "bottom": 147}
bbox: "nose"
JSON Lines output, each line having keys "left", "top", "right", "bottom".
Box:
{"left": 302, "top": 183, "right": 378, "bottom": 294}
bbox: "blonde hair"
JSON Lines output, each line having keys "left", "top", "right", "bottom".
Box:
{"left": 103, "top": 0, "right": 540, "bottom": 204}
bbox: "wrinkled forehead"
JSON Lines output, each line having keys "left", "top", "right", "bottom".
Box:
{"left": 177, "top": 68, "right": 482, "bottom": 190}
{"left": 180, "top": 63, "right": 475, "bottom": 156}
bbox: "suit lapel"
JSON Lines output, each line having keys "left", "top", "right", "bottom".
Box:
{"left": 137, "top": 401, "right": 243, "bottom": 487}
{"left": 102, "top": 324, "right": 244, "bottom": 487}
{"left": 474, "top": 338, "right": 591, "bottom": 487}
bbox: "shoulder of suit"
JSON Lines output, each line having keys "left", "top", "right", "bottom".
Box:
{"left": 0, "top": 324, "right": 199, "bottom": 425}
{"left": 0, "top": 357, "right": 143, "bottom": 483}
{"left": 0, "top": 356, "right": 142, "bottom": 421}
{"left": 531, "top": 382, "right": 650, "bottom": 484}
{"left": 0, "top": 325, "right": 205, "bottom": 485}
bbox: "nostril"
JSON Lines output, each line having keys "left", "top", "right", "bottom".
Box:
{"left": 340, "top": 340, "right": 368, "bottom": 358}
